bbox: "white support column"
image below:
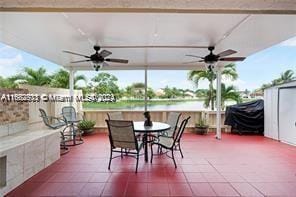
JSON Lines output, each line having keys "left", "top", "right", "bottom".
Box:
{"left": 69, "top": 68, "right": 75, "bottom": 105}
{"left": 144, "top": 67, "right": 148, "bottom": 112}
{"left": 216, "top": 65, "right": 222, "bottom": 140}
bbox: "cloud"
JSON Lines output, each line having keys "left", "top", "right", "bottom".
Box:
{"left": 0, "top": 54, "right": 23, "bottom": 76}
{"left": 223, "top": 78, "right": 245, "bottom": 88}
{"left": 0, "top": 45, "right": 13, "bottom": 53}
{"left": 190, "top": 80, "right": 208, "bottom": 89}
{"left": 160, "top": 79, "right": 169, "bottom": 84}
{"left": 223, "top": 78, "right": 258, "bottom": 91}
{"left": 280, "top": 36, "right": 296, "bottom": 47}
{"left": 0, "top": 54, "right": 23, "bottom": 66}
{"left": 179, "top": 80, "right": 195, "bottom": 90}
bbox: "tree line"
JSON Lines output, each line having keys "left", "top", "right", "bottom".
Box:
{"left": 0, "top": 65, "right": 245, "bottom": 110}
{"left": 260, "top": 69, "right": 295, "bottom": 89}
{"left": 1, "top": 65, "right": 294, "bottom": 110}
{"left": 0, "top": 67, "right": 197, "bottom": 99}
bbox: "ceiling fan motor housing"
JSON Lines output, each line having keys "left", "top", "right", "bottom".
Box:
{"left": 204, "top": 53, "right": 218, "bottom": 64}
{"left": 94, "top": 45, "right": 101, "bottom": 51}
{"left": 204, "top": 46, "right": 218, "bottom": 64}
{"left": 90, "top": 53, "right": 104, "bottom": 63}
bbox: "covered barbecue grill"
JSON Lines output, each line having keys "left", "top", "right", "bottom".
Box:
{"left": 224, "top": 100, "right": 264, "bottom": 134}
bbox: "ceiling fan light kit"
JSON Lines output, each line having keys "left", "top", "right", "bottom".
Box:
{"left": 92, "top": 61, "right": 102, "bottom": 71}
{"left": 185, "top": 46, "right": 246, "bottom": 71}
{"left": 63, "top": 45, "right": 129, "bottom": 71}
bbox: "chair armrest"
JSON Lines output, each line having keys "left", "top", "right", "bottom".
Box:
{"left": 47, "top": 116, "right": 65, "bottom": 123}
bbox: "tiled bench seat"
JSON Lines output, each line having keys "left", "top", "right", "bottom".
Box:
{"left": 0, "top": 129, "right": 60, "bottom": 196}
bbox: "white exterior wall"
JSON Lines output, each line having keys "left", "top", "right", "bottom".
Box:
{"left": 264, "top": 87, "right": 279, "bottom": 140}
{"left": 264, "top": 81, "right": 296, "bottom": 143}
{"left": 278, "top": 87, "right": 296, "bottom": 145}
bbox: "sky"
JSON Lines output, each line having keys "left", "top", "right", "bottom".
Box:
{"left": 0, "top": 36, "right": 296, "bottom": 91}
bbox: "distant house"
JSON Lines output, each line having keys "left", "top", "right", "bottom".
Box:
{"left": 250, "top": 89, "right": 264, "bottom": 99}
{"left": 155, "top": 89, "right": 165, "bottom": 97}
{"left": 184, "top": 91, "right": 195, "bottom": 98}
{"left": 239, "top": 90, "right": 251, "bottom": 99}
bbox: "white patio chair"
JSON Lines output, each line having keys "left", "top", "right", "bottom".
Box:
{"left": 151, "top": 116, "right": 190, "bottom": 168}
{"left": 107, "top": 112, "right": 124, "bottom": 120}
{"left": 106, "top": 120, "right": 143, "bottom": 173}
{"left": 162, "top": 112, "right": 181, "bottom": 138}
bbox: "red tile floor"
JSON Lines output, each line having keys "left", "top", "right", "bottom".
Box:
{"left": 7, "top": 132, "right": 296, "bottom": 197}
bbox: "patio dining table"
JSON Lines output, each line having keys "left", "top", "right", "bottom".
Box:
{"left": 133, "top": 121, "right": 171, "bottom": 162}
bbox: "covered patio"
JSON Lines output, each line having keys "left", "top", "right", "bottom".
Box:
{"left": 1, "top": 11, "right": 295, "bottom": 139}
{"left": 1, "top": 1, "right": 296, "bottom": 196}
{"left": 8, "top": 132, "right": 296, "bottom": 196}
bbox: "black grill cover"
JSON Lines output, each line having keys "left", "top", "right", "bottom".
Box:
{"left": 224, "top": 100, "right": 264, "bottom": 133}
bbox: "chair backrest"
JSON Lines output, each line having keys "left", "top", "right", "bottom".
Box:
{"left": 39, "top": 108, "right": 51, "bottom": 127}
{"left": 106, "top": 120, "right": 138, "bottom": 150}
{"left": 174, "top": 116, "right": 191, "bottom": 145}
{"left": 107, "top": 112, "right": 124, "bottom": 120}
{"left": 62, "top": 106, "right": 77, "bottom": 123}
{"left": 39, "top": 108, "right": 66, "bottom": 129}
{"left": 166, "top": 112, "right": 181, "bottom": 137}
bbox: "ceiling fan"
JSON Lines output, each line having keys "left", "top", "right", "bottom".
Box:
{"left": 63, "top": 45, "right": 129, "bottom": 71}
{"left": 185, "top": 46, "right": 246, "bottom": 71}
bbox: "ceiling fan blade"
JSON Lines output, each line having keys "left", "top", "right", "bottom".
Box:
{"left": 105, "top": 58, "right": 129, "bottom": 64}
{"left": 185, "top": 54, "right": 204, "bottom": 59}
{"left": 102, "top": 62, "right": 109, "bottom": 67}
{"left": 63, "top": 50, "right": 90, "bottom": 58}
{"left": 70, "top": 59, "right": 91, "bottom": 63}
{"left": 217, "top": 49, "right": 237, "bottom": 57}
{"left": 100, "top": 50, "right": 112, "bottom": 58}
{"left": 219, "top": 57, "right": 246, "bottom": 61}
{"left": 183, "top": 60, "right": 204, "bottom": 64}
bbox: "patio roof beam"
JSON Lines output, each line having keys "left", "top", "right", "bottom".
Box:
{"left": 1, "top": 0, "right": 296, "bottom": 14}
{"left": 63, "top": 64, "right": 204, "bottom": 71}
{"left": 100, "top": 46, "right": 209, "bottom": 49}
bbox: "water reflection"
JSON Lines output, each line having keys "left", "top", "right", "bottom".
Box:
{"left": 102, "top": 101, "right": 235, "bottom": 111}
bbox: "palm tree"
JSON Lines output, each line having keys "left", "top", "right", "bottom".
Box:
{"left": 188, "top": 69, "right": 215, "bottom": 109}
{"left": 280, "top": 69, "right": 294, "bottom": 83}
{"left": 260, "top": 83, "right": 272, "bottom": 90}
{"left": 50, "top": 69, "right": 86, "bottom": 89}
{"left": 260, "top": 69, "right": 295, "bottom": 90}
{"left": 188, "top": 63, "right": 238, "bottom": 110}
{"left": 203, "top": 83, "right": 241, "bottom": 110}
{"left": 11, "top": 67, "right": 51, "bottom": 86}
{"left": 220, "top": 84, "right": 242, "bottom": 110}
{"left": 271, "top": 78, "right": 282, "bottom": 86}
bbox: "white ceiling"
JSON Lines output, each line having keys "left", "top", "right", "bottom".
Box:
{"left": 0, "top": 12, "right": 295, "bottom": 70}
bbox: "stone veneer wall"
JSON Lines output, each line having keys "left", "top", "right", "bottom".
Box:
{"left": 0, "top": 89, "right": 29, "bottom": 137}
{"left": 0, "top": 89, "right": 29, "bottom": 124}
